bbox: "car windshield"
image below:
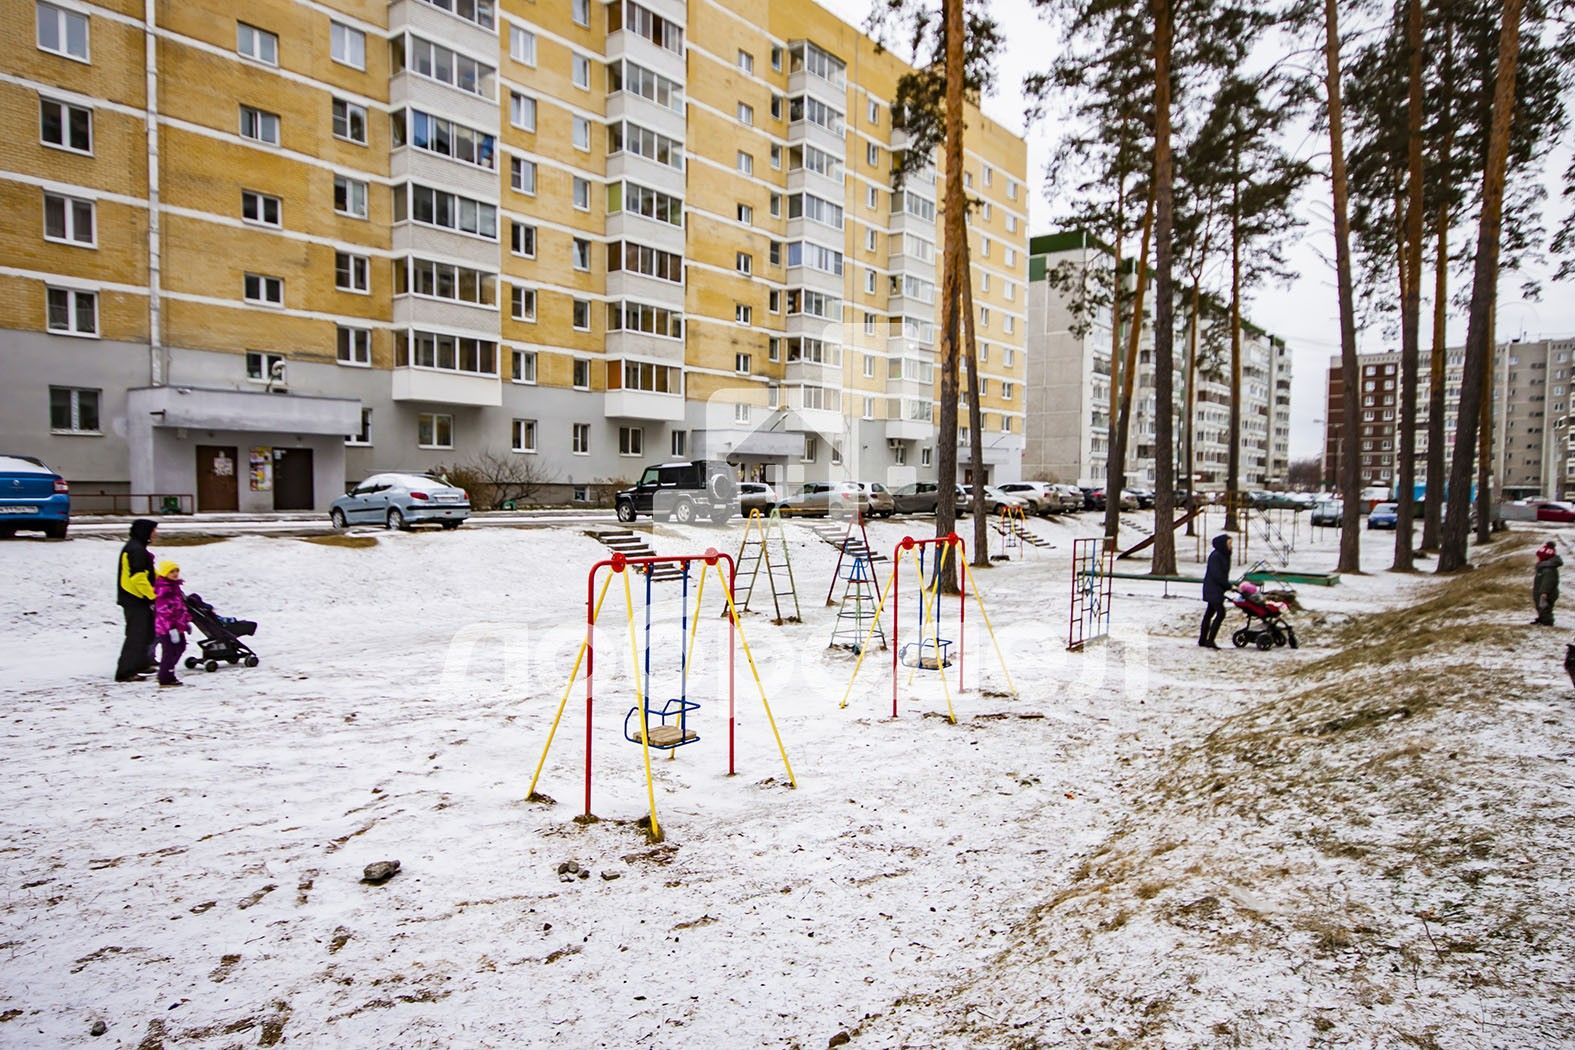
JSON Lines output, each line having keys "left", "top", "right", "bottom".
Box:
{"left": 391, "top": 474, "right": 449, "bottom": 489}
{"left": 1373, "top": 503, "right": 1397, "bottom": 513}
{"left": 0, "top": 456, "right": 51, "bottom": 474}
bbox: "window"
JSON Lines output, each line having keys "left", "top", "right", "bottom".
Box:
{"left": 43, "top": 192, "right": 94, "bottom": 246}
{"left": 1007, "top": 179, "right": 1019, "bottom": 201}
{"left": 921, "top": 446, "right": 932, "bottom": 467}
{"left": 867, "top": 142, "right": 878, "bottom": 167}
{"left": 398, "top": 330, "right": 498, "bottom": 375}
{"left": 512, "top": 349, "right": 537, "bottom": 382}
{"left": 864, "top": 270, "right": 875, "bottom": 294}
{"left": 610, "top": 0, "right": 684, "bottom": 53}
{"left": 609, "top": 60, "right": 684, "bottom": 111}
{"left": 240, "top": 106, "right": 280, "bottom": 145}
{"left": 573, "top": 55, "right": 591, "bottom": 89}
{"left": 573, "top": 0, "right": 591, "bottom": 25}
{"left": 418, "top": 413, "right": 454, "bottom": 449}
{"left": 737, "top": 203, "right": 753, "bottom": 225}
{"left": 866, "top": 228, "right": 877, "bottom": 253}
{"left": 771, "top": 45, "right": 783, "bottom": 70}
{"left": 397, "top": 259, "right": 495, "bottom": 306}
{"left": 37, "top": 1, "right": 89, "bottom": 61}
{"left": 330, "top": 21, "right": 364, "bottom": 68}
{"left": 770, "top": 144, "right": 782, "bottom": 168}
{"left": 768, "top": 290, "right": 780, "bottom": 312}
{"left": 573, "top": 177, "right": 590, "bottom": 210}
{"left": 831, "top": 443, "right": 843, "bottom": 466}
{"left": 788, "top": 95, "right": 844, "bottom": 135}
{"left": 735, "top": 402, "right": 751, "bottom": 424}
{"left": 399, "top": 35, "right": 496, "bottom": 97}
{"left": 332, "top": 99, "right": 367, "bottom": 143}
{"left": 1005, "top": 315, "right": 1015, "bottom": 335}
{"left": 397, "top": 109, "right": 497, "bottom": 169}
{"left": 768, "top": 338, "right": 780, "bottom": 361}
{"left": 608, "top": 241, "right": 682, "bottom": 282}
{"left": 245, "top": 351, "right": 284, "bottom": 381}
{"left": 241, "top": 189, "right": 282, "bottom": 227}
{"left": 511, "top": 286, "right": 537, "bottom": 321}
{"left": 49, "top": 386, "right": 99, "bottom": 432}
{"left": 803, "top": 435, "right": 817, "bottom": 461}
{"left": 737, "top": 150, "right": 753, "bottom": 175}
{"left": 572, "top": 423, "right": 591, "bottom": 454}
{"left": 243, "top": 273, "right": 283, "bottom": 305}
{"left": 736, "top": 252, "right": 752, "bottom": 274}
{"left": 769, "top": 241, "right": 781, "bottom": 266}
{"left": 863, "top": 313, "right": 874, "bottom": 335}
{"left": 735, "top": 352, "right": 752, "bottom": 373}
{"left": 415, "top": 0, "right": 493, "bottom": 27}
{"left": 335, "top": 252, "right": 370, "bottom": 293}
{"left": 512, "top": 418, "right": 538, "bottom": 452}
{"left": 671, "top": 430, "right": 686, "bottom": 456}
{"left": 619, "top": 426, "right": 643, "bottom": 456}
{"left": 770, "top": 95, "right": 783, "bottom": 120}
{"left": 607, "top": 181, "right": 683, "bottom": 226}
{"left": 770, "top": 193, "right": 781, "bottom": 218}
{"left": 607, "top": 301, "right": 684, "bottom": 338}
{"left": 237, "top": 22, "right": 278, "bottom": 64}
{"left": 346, "top": 408, "right": 372, "bottom": 446}
{"left": 862, "top": 354, "right": 875, "bottom": 378}
{"left": 735, "top": 304, "right": 752, "bottom": 325}
{"left": 334, "top": 175, "right": 368, "bottom": 218}
{"left": 337, "top": 326, "right": 371, "bottom": 365}
{"left": 573, "top": 301, "right": 591, "bottom": 331}
{"left": 737, "top": 102, "right": 754, "bottom": 126}
{"left": 511, "top": 157, "right": 537, "bottom": 194}
{"left": 510, "top": 92, "right": 537, "bottom": 131}
{"left": 510, "top": 25, "right": 536, "bottom": 64}
{"left": 863, "top": 396, "right": 875, "bottom": 419}
{"left": 40, "top": 97, "right": 92, "bottom": 154}
{"left": 511, "top": 221, "right": 537, "bottom": 256}
{"left": 607, "top": 121, "right": 683, "bottom": 169}
{"left": 572, "top": 238, "right": 591, "bottom": 270}
{"left": 1001, "top": 381, "right": 1014, "bottom": 400}
{"left": 573, "top": 116, "right": 590, "bottom": 151}
{"left": 737, "top": 49, "right": 753, "bottom": 73}
{"left": 788, "top": 192, "right": 844, "bottom": 228}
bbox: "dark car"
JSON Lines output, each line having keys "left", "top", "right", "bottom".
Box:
{"left": 0, "top": 455, "right": 70, "bottom": 538}
{"left": 1082, "top": 487, "right": 1104, "bottom": 511}
{"left": 892, "top": 481, "right": 940, "bottom": 514}
{"left": 1311, "top": 499, "right": 1343, "bottom": 527}
{"left": 1130, "top": 488, "right": 1156, "bottom": 509}
{"left": 616, "top": 460, "right": 738, "bottom": 525}
{"left": 1367, "top": 502, "right": 1399, "bottom": 529}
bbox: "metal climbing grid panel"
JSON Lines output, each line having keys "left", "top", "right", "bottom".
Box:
{"left": 1068, "top": 537, "right": 1114, "bottom": 651}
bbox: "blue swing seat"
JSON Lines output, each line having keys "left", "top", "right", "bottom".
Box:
{"left": 899, "top": 638, "right": 954, "bottom": 670}
{"left": 624, "top": 697, "right": 700, "bottom": 750}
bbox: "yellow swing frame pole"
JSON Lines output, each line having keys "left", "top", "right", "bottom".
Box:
{"left": 526, "top": 572, "right": 616, "bottom": 801}
{"left": 621, "top": 568, "right": 663, "bottom": 842}
{"left": 959, "top": 557, "right": 1018, "bottom": 697}
{"left": 712, "top": 559, "right": 797, "bottom": 787}
{"left": 837, "top": 549, "right": 903, "bottom": 710}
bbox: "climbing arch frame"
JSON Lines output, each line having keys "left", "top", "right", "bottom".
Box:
{"left": 837, "top": 533, "right": 1017, "bottom": 723}
{"left": 526, "top": 548, "right": 797, "bottom": 842}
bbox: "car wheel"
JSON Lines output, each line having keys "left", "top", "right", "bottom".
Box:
{"left": 387, "top": 508, "right": 407, "bottom": 531}
{"left": 674, "top": 499, "right": 698, "bottom": 525}
{"left": 0, "top": 526, "right": 15, "bottom": 539}
{"left": 330, "top": 509, "right": 347, "bottom": 530}
{"left": 441, "top": 521, "right": 461, "bottom": 530}
{"left": 43, "top": 521, "right": 67, "bottom": 539}
{"left": 616, "top": 501, "right": 636, "bottom": 524}
{"left": 710, "top": 509, "right": 732, "bottom": 525}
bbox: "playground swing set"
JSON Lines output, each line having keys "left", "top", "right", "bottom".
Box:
{"left": 837, "top": 534, "right": 1016, "bottom": 724}
{"left": 526, "top": 548, "right": 796, "bottom": 843}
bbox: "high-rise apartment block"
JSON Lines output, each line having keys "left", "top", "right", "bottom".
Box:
{"left": 2, "top": 0, "right": 1028, "bottom": 510}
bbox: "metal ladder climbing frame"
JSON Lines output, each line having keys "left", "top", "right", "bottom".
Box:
{"left": 829, "top": 554, "right": 886, "bottom": 653}
{"left": 732, "top": 509, "right": 801, "bottom": 624}
{"left": 821, "top": 512, "right": 887, "bottom": 606}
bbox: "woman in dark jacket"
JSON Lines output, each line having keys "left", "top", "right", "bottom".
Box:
{"left": 1199, "top": 534, "right": 1232, "bottom": 649}
{"left": 115, "top": 518, "right": 159, "bottom": 681}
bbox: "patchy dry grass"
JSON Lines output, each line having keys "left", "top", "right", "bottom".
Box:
{"left": 295, "top": 534, "right": 379, "bottom": 549}
{"left": 155, "top": 533, "right": 229, "bottom": 547}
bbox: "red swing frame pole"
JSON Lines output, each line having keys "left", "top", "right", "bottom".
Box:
{"left": 889, "top": 533, "right": 966, "bottom": 718}
{"left": 583, "top": 549, "right": 738, "bottom": 817}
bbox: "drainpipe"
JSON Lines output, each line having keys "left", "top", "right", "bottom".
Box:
{"left": 144, "top": 0, "right": 164, "bottom": 385}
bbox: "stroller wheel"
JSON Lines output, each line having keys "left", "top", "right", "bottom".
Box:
{"left": 1286, "top": 628, "right": 1299, "bottom": 650}
{"left": 1231, "top": 629, "right": 1249, "bottom": 649}
{"left": 1255, "top": 633, "right": 1274, "bottom": 651}
{"left": 1272, "top": 628, "right": 1287, "bottom": 647}
{"left": 184, "top": 657, "right": 197, "bottom": 669}
{"left": 204, "top": 660, "right": 219, "bottom": 672}
{"left": 244, "top": 655, "right": 259, "bottom": 668}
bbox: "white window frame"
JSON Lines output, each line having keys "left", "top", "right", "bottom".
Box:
{"left": 573, "top": 54, "right": 591, "bottom": 89}
{"left": 243, "top": 273, "right": 284, "bottom": 306}
{"left": 511, "top": 157, "right": 537, "bottom": 195}
{"left": 736, "top": 150, "right": 753, "bottom": 175}
{"left": 37, "top": 1, "right": 89, "bottom": 62}
{"left": 417, "top": 412, "right": 454, "bottom": 450}
{"left": 336, "top": 325, "right": 371, "bottom": 366}
{"left": 735, "top": 352, "right": 751, "bottom": 374}
{"left": 572, "top": 358, "right": 591, "bottom": 388}
{"left": 572, "top": 301, "right": 591, "bottom": 332}
{"left": 572, "top": 422, "right": 591, "bottom": 455}
{"left": 735, "top": 402, "right": 751, "bottom": 424}
{"left": 573, "top": 116, "right": 590, "bottom": 151}
{"left": 242, "top": 188, "right": 282, "bottom": 227}
{"left": 511, "top": 221, "right": 537, "bottom": 258}
{"left": 510, "top": 92, "right": 537, "bottom": 131}
{"left": 43, "top": 191, "right": 95, "bottom": 247}
{"left": 49, "top": 385, "right": 100, "bottom": 433}
{"left": 511, "top": 285, "right": 537, "bottom": 322}
{"left": 239, "top": 105, "right": 280, "bottom": 146}
{"left": 45, "top": 286, "right": 97, "bottom": 336}
{"left": 512, "top": 348, "right": 538, "bottom": 382}
{"left": 573, "top": 176, "right": 590, "bottom": 211}
{"left": 618, "top": 425, "right": 644, "bottom": 456}
{"left": 346, "top": 407, "right": 373, "bottom": 446}
{"left": 335, "top": 251, "right": 370, "bottom": 294}
{"left": 334, "top": 175, "right": 368, "bottom": 219}
{"left": 330, "top": 21, "right": 365, "bottom": 70}
{"left": 245, "top": 351, "right": 285, "bottom": 383}
{"left": 573, "top": 0, "right": 591, "bottom": 26}
{"left": 332, "top": 98, "right": 368, "bottom": 145}
{"left": 510, "top": 26, "right": 537, "bottom": 65}
{"left": 737, "top": 49, "right": 753, "bottom": 73}
{"left": 236, "top": 22, "right": 278, "bottom": 66}
{"left": 737, "top": 102, "right": 754, "bottom": 126}
{"left": 735, "top": 304, "right": 752, "bottom": 326}
{"left": 512, "top": 418, "right": 538, "bottom": 453}
{"left": 39, "top": 96, "right": 93, "bottom": 155}
{"left": 572, "top": 237, "right": 591, "bottom": 271}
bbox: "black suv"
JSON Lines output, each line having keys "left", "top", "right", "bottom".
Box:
{"left": 615, "top": 460, "right": 739, "bottom": 525}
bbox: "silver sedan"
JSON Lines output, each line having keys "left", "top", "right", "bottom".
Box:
{"left": 330, "top": 473, "right": 471, "bottom": 531}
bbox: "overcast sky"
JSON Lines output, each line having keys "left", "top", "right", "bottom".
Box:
{"left": 818, "top": 0, "right": 1575, "bottom": 462}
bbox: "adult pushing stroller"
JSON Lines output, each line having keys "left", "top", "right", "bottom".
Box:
{"left": 1229, "top": 581, "right": 1298, "bottom": 651}
{"left": 183, "top": 592, "right": 261, "bottom": 672}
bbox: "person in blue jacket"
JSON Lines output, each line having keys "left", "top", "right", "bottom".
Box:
{"left": 1199, "top": 533, "right": 1232, "bottom": 649}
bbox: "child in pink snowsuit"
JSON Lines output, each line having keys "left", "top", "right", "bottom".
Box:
{"left": 153, "top": 561, "right": 193, "bottom": 687}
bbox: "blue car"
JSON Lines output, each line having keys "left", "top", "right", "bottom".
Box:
{"left": 0, "top": 455, "right": 70, "bottom": 538}
{"left": 1367, "top": 502, "right": 1399, "bottom": 530}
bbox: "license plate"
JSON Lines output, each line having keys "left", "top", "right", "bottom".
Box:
{"left": 436, "top": 495, "right": 461, "bottom": 503}
{"left": 0, "top": 506, "right": 38, "bottom": 514}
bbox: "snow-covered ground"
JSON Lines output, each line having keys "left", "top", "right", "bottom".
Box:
{"left": 1, "top": 513, "right": 1570, "bottom": 1048}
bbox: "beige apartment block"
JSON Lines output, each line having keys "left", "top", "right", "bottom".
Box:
{"left": 0, "top": 0, "right": 1027, "bottom": 512}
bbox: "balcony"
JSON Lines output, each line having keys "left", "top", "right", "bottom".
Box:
{"left": 606, "top": 90, "right": 685, "bottom": 143}
{"left": 391, "top": 367, "right": 501, "bottom": 407}
{"left": 885, "top": 417, "right": 932, "bottom": 442}
{"left": 605, "top": 211, "right": 683, "bottom": 255}
{"left": 605, "top": 388, "right": 684, "bottom": 421}
{"left": 785, "top": 264, "right": 843, "bottom": 298}
{"left": 786, "top": 119, "right": 845, "bottom": 157}
{"left": 788, "top": 69, "right": 846, "bottom": 109}
{"left": 606, "top": 150, "right": 684, "bottom": 199}
{"left": 787, "top": 167, "right": 843, "bottom": 198}
{"left": 605, "top": 30, "right": 685, "bottom": 84}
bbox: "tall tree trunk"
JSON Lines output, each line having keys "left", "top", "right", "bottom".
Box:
{"left": 1439, "top": 0, "right": 1522, "bottom": 571}
{"left": 1105, "top": 180, "right": 1127, "bottom": 538}
{"left": 1421, "top": 21, "right": 1453, "bottom": 553}
{"left": 1106, "top": 193, "right": 1155, "bottom": 540}
{"left": 1149, "top": 0, "right": 1177, "bottom": 576}
{"left": 1393, "top": 0, "right": 1425, "bottom": 571}
{"left": 1476, "top": 301, "right": 1495, "bottom": 542}
{"left": 932, "top": 0, "right": 967, "bottom": 593}
{"left": 960, "top": 242, "right": 989, "bottom": 567}
{"left": 1226, "top": 181, "right": 1243, "bottom": 533}
{"left": 1323, "top": 0, "right": 1362, "bottom": 574}
{"left": 1185, "top": 279, "right": 1200, "bottom": 536}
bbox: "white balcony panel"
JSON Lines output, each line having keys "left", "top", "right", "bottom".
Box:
{"left": 884, "top": 377, "right": 933, "bottom": 400}
{"left": 392, "top": 147, "right": 498, "bottom": 203}
{"left": 393, "top": 295, "right": 501, "bottom": 336}
{"left": 606, "top": 212, "right": 684, "bottom": 255}
{"left": 392, "top": 367, "right": 503, "bottom": 407}
{"left": 887, "top": 293, "right": 936, "bottom": 318}
{"left": 784, "top": 360, "right": 842, "bottom": 386}
{"left": 787, "top": 168, "right": 845, "bottom": 199}
{"left": 888, "top": 210, "right": 936, "bottom": 239}
{"left": 606, "top": 272, "right": 685, "bottom": 307}
{"left": 786, "top": 265, "right": 844, "bottom": 299}
{"left": 388, "top": 0, "right": 498, "bottom": 58}
{"left": 393, "top": 224, "right": 500, "bottom": 270}
{"left": 390, "top": 72, "right": 498, "bottom": 132}
{"left": 694, "top": 426, "right": 805, "bottom": 460}
{"left": 605, "top": 31, "right": 686, "bottom": 85}
{"left": 605, "top": 388, "right": 686, "bottom": 422}
{"left": 785, "top": 314, "right": 843, "bottom": 340}
{"left": 885, "top": 418, "right": 932, "bottom": 442}
{"left": 606, "top": 92, "right": 686, "bottom": 144}
{"left": 607, "top": 152, "right": 684, "bottom": 199}
{"left": 788, "top": 70, "right": 847, "bottom": 110}
{"left": 785, "top": 406, "right": 847, "bottom": 437}
{"left": 606, "top": 330, "right": 686, "bottom": 366}
{"left": 786, "top": 120, "right": 845, "bottom": 158}
{"left": 955, "top": 432, "right": 1027, "bottom": 457}
{"left": 888, "top": 253, "right": 935, "bottom": 283}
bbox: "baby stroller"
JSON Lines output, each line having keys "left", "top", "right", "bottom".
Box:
{"left": 1229, "top": 581, "right": 1298, "bottom": 651}
{"left": 183, "top": 592, "right": 261, "bottom": 672}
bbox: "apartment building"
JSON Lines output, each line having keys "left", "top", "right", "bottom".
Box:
{"left": 1024, "top": 231, "right": 1291, "bottom": 490}
{"left": 1323, "top": 337, "right": 1575, "bottom": 499}
{"left": 1, "top": 0, "right": 1028, "bottom": 511}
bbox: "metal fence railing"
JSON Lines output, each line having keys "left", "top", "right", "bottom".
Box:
{"left": 71, "top": 493, "right": 195, "bottom": 516}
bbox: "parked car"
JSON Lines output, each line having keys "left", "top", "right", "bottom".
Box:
{"left": 1116, "top": 489, "right": 1140, "bottom": 511}
{"left": 1534, "top": 501, "right": 1575, "bottom": 523}
{"left": 331, "top": 472, "right": 470, "bottom": 530}
{"left": 738, "top": 481, "right": 778, "bottom": 517}
{"left": 856, "top": 482, "right": 896, "bottom": 518}
{"left": 1083, "top": 487, "right": 1105, "bottom": 511}
{"left": 1311, "top": 499, "right": 1344, "bottom": 527}
{"left": 957, "top": 485, "right": 1030, "bottom": 516}
{"left": 1052, "top": 484, "right": 1086, "bottom": 512}
{"left": 891, "top": 481, "right": 940, "bottom": 515}
{"left": 1367, "top": 502, "right": 1399, "bottom": 529}
{"left": 778, "top": 482, "right": 869, "bottom": 519}
{"left": 0, "top": 455, "right": 70, "bottom": 538}
{"left": 615, "top": 459, "right": 738, "bottom": 525}
{"left": 996, "top": 482, "right": 1058, "bottom": 515}
{"left": 1129, "top": 488, "right": 1156, "bottom": 509}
